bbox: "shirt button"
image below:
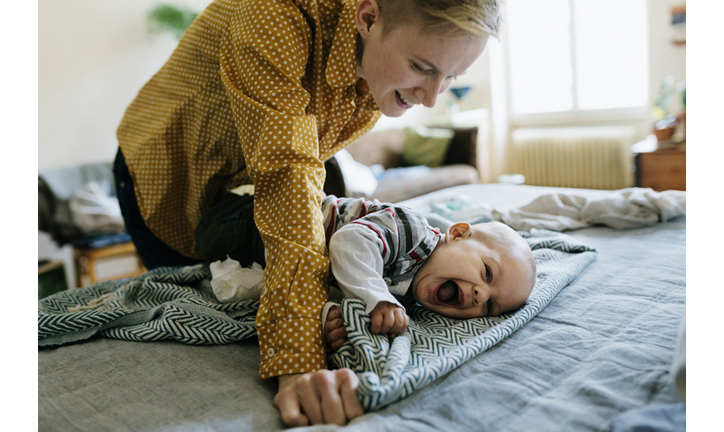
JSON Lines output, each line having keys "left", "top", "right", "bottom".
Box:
{"left": 267, "top": 348, "right": 275, "bottom": 358}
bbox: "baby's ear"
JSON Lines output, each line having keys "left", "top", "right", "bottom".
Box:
{"left": 447, "top": 222, "right": 472, "bottom": 241}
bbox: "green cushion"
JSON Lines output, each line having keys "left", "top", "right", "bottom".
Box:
{"left": 401, "top": 126, "right": 454, "bottom": 168}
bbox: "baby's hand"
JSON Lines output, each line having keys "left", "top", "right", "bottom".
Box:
{"left": 369, "top": 302, "right": 408, "bottom": 337}
{"left": 324, "top": 306, "right": 348, "bottom": 352}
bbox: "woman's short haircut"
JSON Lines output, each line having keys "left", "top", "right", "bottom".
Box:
{"left": 377, "top": 0, "right": 501, "bottom": 39}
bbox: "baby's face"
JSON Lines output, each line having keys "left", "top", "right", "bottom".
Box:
{"left": 411, "top": 221, "right": 535, "bottom": 319}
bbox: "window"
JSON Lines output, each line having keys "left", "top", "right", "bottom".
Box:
{"left": 505, "top": 0, "right": 648, "bottom": 118}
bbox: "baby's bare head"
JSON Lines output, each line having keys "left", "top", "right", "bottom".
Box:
{"left": 412, "top": 221, "right": 536, "bottom": 319}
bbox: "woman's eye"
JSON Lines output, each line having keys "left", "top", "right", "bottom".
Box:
{"left": 485, "top": 265, "right": 492, "bottom": 283}
{"left": 411, "top": 62, "right": 432, "bottom": 75}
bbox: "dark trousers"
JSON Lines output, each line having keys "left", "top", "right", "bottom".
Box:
{"left": 113, "top": 148, "right": 265, "bottom": 269}
{"left": 113, "top": 148, "right": 202, "bottom": 269}
{"left": 193, "top": 191, "right": 266, "bottom": 268}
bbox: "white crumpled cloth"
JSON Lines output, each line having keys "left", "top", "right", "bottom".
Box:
{"left": 492, "top": 188, "right": 686, "bottom": 232}
{"left": 209, "top": 257, "right": 265, "bottom": 303}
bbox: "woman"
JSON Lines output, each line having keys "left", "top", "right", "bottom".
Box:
{"left": 114, "top": 0, "right": 499, "bottom": 426}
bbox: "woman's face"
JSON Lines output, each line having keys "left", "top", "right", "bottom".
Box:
{"left": 356, "top": 10, "right": 488, "bottom": 117}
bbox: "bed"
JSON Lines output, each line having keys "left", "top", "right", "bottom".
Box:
{"left": 38, "top": 184, "right": 686, "bottom": 431}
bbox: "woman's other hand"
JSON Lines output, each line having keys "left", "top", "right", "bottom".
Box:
{"left": 274, "top": 369, "right": 364, "bottom": 427}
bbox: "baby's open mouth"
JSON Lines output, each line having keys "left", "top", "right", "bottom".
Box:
{"left": 436, "top": 280, "right": 462, "bottom": 306}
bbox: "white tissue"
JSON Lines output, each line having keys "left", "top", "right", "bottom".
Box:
{"left": 209, "top": 257, "right": 265, "bottom": 303}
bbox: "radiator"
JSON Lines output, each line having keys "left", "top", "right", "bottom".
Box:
{"left": 509, "top": 126, "right": 636, "bottom": 190}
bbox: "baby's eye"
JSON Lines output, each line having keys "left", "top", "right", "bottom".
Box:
{"left": 485, "top": 265, "right": 492, "bottom": 283}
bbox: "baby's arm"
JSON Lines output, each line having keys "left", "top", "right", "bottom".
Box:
{"left": 329, "top": 226, "right": 407, "bottom": 337}
{"left": 324, "top": 305, "right": 347, "bottom": 351}
{"left": 369, "top": 301, "right": 409, "bottom": 336}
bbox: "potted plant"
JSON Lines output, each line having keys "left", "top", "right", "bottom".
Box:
{"left": 147, "top": 3, "right": 199, "bottom": 40}
{"left": 676, "top": 81, "right": 686, "bottom": 142}
{"left": 651, "top": 76, "right": 677, "bottom": 142}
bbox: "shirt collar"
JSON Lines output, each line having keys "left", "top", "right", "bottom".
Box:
{"left": 354, "top": 78, "right": 379, "bottom": 111}
{"left": 325, "top": 0, "right": 360, "bottom": 88}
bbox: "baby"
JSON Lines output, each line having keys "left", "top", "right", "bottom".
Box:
{"left": 196, "top": 191, "right": 536, "bottom": 352}
{"left": 323, "top": 216, "right": 537, "bottom": 351}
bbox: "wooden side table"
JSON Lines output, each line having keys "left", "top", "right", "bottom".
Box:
{"left": 74, "top": 241, "right": 146, "bottom": 288}
{"left": 632, "top": 136, "right": 686, "bottom": 191}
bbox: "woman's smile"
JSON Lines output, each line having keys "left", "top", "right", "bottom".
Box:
{"left": 395, "top": 91, "right": 413, "bottom": 109}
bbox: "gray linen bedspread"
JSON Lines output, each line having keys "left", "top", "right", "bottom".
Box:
{"left": 38, "top": 185, "right": 685, "bottom": 431}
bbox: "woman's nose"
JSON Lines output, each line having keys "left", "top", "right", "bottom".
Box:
{"left": 415, "top": 78, "right": 447, "bottom": 107}
{"left": 415, "top": 88, "right": 437, "bottom": 107}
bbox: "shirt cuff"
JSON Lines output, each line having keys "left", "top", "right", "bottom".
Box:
{"left": 255, "top": 236, "right": 330, "bottom": 379}
{"left": 257, "top": 317, "right": 327, "bottom": 379}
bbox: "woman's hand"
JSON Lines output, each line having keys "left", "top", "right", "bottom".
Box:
{"left": 274, "top": 369, "right": 364, "bottom": 427}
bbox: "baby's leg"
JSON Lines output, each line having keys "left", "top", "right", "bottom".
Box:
{"left": 324, "top": 306, "right": 348, "bottom": 352}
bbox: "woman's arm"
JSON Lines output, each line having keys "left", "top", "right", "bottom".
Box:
{"left": 219, "top": 0, "right": 326, "bottom": 379}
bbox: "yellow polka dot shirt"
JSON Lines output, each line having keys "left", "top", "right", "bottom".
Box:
{"left": 117, "top": 0, "right": 380, "bottom": 378}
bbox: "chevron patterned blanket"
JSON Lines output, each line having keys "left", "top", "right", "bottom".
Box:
{"left": 38, "top": 230, "right": 595, "bottom": 410}
{"left": 38, "top": 265, "right": 259, "bottom": 347}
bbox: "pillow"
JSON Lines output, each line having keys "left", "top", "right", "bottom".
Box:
{"left": 333, "top": 149, "right": 378, "bottom": 198}
{"left": 400, "top": 126, "right": 454, "bottom": 168}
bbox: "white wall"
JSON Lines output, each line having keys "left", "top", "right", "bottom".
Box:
{"left": 38, "top": 0, "right": 212, "bottom": 172}
{"left": 648, "top": 0, "right": 686, "bottom": 109}
{"left": 38, "top": 0, "right": 212, "bottom": 286}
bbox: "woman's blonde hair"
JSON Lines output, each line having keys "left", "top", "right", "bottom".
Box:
{"left": 377, "top": 0, "right": 501, "bottom": 39}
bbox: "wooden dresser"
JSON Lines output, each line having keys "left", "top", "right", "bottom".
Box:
{"left": 632, "top": 136, "right": 686, "bottom": 191}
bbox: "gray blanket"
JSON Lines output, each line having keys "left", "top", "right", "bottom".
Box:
{"left": 38, "top": 184, "right": 686, "bottom": 432}
{"left": 39, "top": 231, "right": 595, "bottom": 411}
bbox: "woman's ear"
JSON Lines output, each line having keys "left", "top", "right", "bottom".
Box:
{"left": 446, "top": 222, "right": 472, "bottom": 241}
{"left": 355, "top": 0, "right": 380, "bottom": 40}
